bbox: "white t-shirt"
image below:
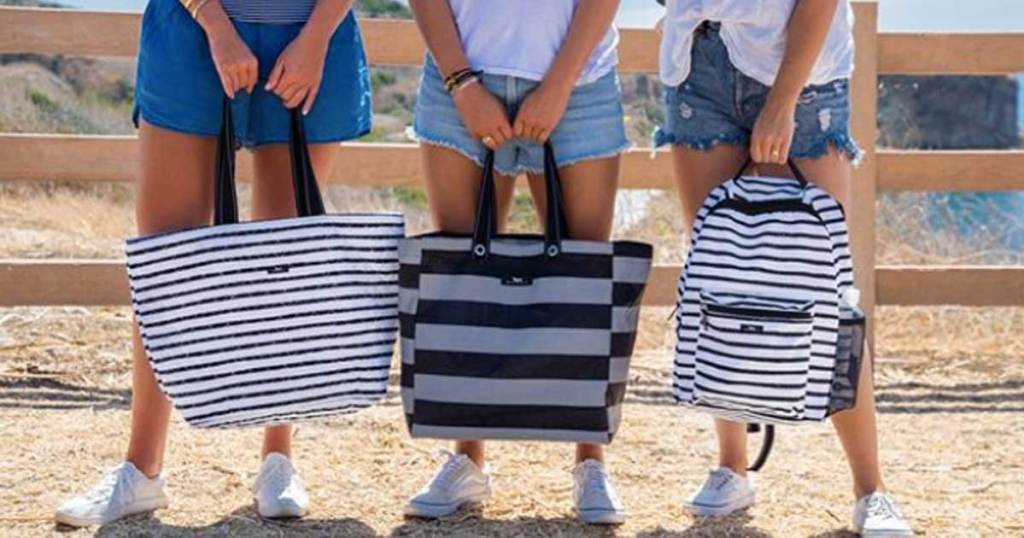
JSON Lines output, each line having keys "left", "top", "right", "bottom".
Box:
{"left": 447, "top": 0, "right": 619, "bottom": 85}
{"left": 659, "top": 0, "right": 854, "bottom": 87}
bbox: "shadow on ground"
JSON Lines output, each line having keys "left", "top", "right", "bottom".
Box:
{"left": 633, "top": 512, "right": 771, "bottom": 538}
{"left": 85, "top": 506, "right": 377, "bottom": 537}
{"left": 0, "top": 375, "right": 130, "bottom": 411}
{"left": 875, "top": 377, "right": 1024, "bottom": 414}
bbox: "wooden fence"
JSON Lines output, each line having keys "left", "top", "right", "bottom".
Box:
{"left": 2, "top": 1, "right": 1024, "bottom": 318}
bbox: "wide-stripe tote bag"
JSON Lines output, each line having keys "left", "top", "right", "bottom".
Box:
{"left": 127, "top": 101, "right": 405, "bottom": 429}
{"left": 399, "top": 144, "right": 653, "bottom": 444}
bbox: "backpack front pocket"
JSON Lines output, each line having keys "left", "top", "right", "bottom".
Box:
{"left": 693, "top": 292, "right": 814, "bottom": 421}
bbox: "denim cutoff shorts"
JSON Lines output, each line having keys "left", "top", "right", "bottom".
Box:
{"left": 654, "top": 23, "right": 862, "bottom": 163}
{"left": 133, "top": 0, "right": 371, "bottom": 148}
{"left": 410, "top": 56, "right": 631, "bottom": 176}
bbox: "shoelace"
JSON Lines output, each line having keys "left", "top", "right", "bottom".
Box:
{"left": 579, "top": 463, "right": 610, "bottom": 494}
{"left": 706, "top": 469, "right": 735, "bottom": 492}
{"left": 85, "top": 466, "right": 127, "bottom": 502}
{"left": 865, "top": 495, "right": 902, "bottom": 522}
{"left": 429, "top": 450, "right": 466, "bottom": 491}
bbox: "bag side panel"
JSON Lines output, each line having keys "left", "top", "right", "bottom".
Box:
{"left": 398, "top": 236, "right": 423, "bottom": 431}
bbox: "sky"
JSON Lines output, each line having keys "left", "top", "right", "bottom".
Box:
{"left": 61, "top": 0, "right": 1024, "bottom": 31}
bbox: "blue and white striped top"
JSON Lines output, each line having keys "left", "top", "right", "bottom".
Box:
{"left": 219, "top": 0, "right": 317, "bottom": 24}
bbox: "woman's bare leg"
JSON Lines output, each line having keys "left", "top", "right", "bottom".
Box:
{"left": 249, "top": 142, "right": 343, "bottom": 459}
{"left": 670, "top": 144, "right": 751, "bottom": 474}
{"left": 421, "top": 145, "right": 517, "bottom": 467}
{"left": 125, "top": 120, "right": 218, "bottom": 477}
{"left": 527, "top": 155, "right": 620, "bottom": 464}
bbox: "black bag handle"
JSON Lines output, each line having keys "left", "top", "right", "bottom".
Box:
{"left": 731, "top": 157, "right": 810, "bottom": 186}
{"left": 213, "top": 98, "right": 326, "bottom": 225}
{"left": 213, "top": 98, "right": 239, "bottom": 225}
{"left": 471, "top": 142, "right": 569, "bottom": 259}
{"left": 541, "top": 142, "right": 570, "bottom": 257}
{"left": 746, "top": 423, "right": 775, "bottom": 472}
{"left": 471, "top": 150, "right": 499, "bottom": 257}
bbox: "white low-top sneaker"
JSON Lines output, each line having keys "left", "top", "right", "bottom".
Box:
{"left": 54, "top": 462, "right": 169, "bottom": 527}
{"left": 405, "top": 451, "right": 492, "bottom": 518}
{"left": 253, "top": 452, "right": 309, "bottom": 519}
{"left": 685, "top": 467, "right": 756, "bottom": 517}
{"left": 853, "top": 492, "right": 913, "bottom": 537}
{"left": 572, "top": 459, "right": 625, "bottom": 525}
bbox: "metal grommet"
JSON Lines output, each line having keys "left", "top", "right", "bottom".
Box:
{"left": 546, "top": 244, "right": 560, "bottom": 257}
{"left": 473, "top": 244, "right": 487, "bottom": 257}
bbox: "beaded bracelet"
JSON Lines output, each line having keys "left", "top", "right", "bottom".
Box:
{"left": 443, "top": 68, "right": 472, "bottom": 90}
{"left": 444, "top": 68, "right": 483, "bottom": 94}
{"left": 451, "top": 75, "right": 481, "bottom": 96}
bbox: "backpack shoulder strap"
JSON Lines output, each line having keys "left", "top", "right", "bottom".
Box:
{"left": 805, "top": 187, "right": 856, "bottom": 295}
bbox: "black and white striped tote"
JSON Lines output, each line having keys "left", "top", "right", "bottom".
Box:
{"left": 674, "top": 160, "right": 856, "bottom": 425}
{"left": 127, "top": 103, "right": 405, "bottom": 429}
{"left": 399, "top": 144, "right": 653, "bottom": 443}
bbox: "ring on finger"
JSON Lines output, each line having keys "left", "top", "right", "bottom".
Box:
{"left": 482, "top": 135, "right": 495, "bottom": 147}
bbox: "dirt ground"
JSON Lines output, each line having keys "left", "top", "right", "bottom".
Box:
{"left": 1, "top": 306, "right": 1022, "bottom": 538}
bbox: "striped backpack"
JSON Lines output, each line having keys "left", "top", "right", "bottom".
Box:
{"left": 673, "top": 160, "right": 864, "bottom": 433}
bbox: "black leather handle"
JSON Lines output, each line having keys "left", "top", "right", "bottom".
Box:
{"left": 213, "top": 99, "right": 239, "bottom": 225}
{"left": 732, "top": 157, "right": 810, "bottom": 186}
{"left": 213, "top": 99, "right": 326, "bottom": 225}
{"left": 470, "top": 142, "right": 569, "bottom": 259}
{"left": 471, "top": 151, "right": 499, "bottom": 257}
{"left": 541, "top": 142, "right": 569, "bottom": 257}
{"left": 288, "top": 106, "right": 326, "bottom": 218}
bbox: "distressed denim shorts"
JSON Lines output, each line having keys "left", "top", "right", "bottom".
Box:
{"left": 410, "top": 56, "right": 630, "bottom": 176}
{"left": 654, "top": 24, "right": 862, "bottom": 163}
{"left": 133, "top": 0, "right": 371, "bottom": 148}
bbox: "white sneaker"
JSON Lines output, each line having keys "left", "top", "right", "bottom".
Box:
{"left": 404, "top": 451, "right": 492, "bottom": 518}
{"left": 685, "top": 467, "right": 756, "bottom": 517}
{"left": 853, "top": 492, "right": 913, "bottom": 537}
{"left": 253, "top": 453, "right": 309, "bottom": 519}
{"left": 572, "top": 459, "right": 625, "bottom": 525}
{"left": 54, "top": 462, "right": 169, "bottom": 527}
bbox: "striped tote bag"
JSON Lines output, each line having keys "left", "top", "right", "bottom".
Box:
{"left": 673, "top": 159, "right": 858, "bottom": 426}
{"left": 399, "top": 144, "right": 653, "bottom": 444}
{"left": 127, "top": 103, "right": 405, "bottom": 428}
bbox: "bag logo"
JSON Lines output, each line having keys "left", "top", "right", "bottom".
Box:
{"left": 501, "top": 275, "right": 533, "bottom": 287}
{"left": 267, "top": 265, "right": 291, "bottom": 274}
{"left": 740, "top": 323, "right": 764, "bottom": 333}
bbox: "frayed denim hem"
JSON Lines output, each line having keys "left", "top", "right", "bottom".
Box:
{"left": 652, "top": 126, "right": 750, "bottom": 152}
{"left": 408, "top": 126, "right": 633, "bottom": 176}
{"left": 556, "top": 141, "right": 634, "bottom": 169}
{"left": 790, "top": 131, "right": 864, "bottom": 167}
{"left": 406, "top": 125, "right": 488, "bottom": 168}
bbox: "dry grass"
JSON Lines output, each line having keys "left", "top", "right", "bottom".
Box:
{"left": 1, "top": 305, "right": 1023, "bottom": 537}
{"left": 2, "top": 180, "right": 1024, "bottom": 537}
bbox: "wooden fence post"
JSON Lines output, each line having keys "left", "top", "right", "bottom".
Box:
{"left": 850, "top": 0, "right": 879, "bottom": 348}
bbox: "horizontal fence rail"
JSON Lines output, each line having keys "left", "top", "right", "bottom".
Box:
{"left": 4, "top": 260, "right": 1023, "bottom": 308}
{"left": 2, "top": 134, "right": 1024, "bottom": 192}
{"left": 2, "top": 6, "right": 1023, "bottom": 75}
{"left": 1, "top": 2, "right": 1024, "bottom": 310}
